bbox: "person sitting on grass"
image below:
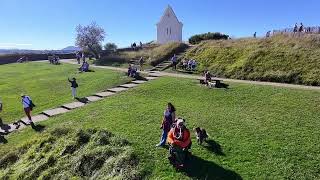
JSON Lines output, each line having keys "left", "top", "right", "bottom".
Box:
{"left": 180, "top": 59, "right": 188, "bottom": 70}
{"left": 127, "top": 64, "right": 138, "bottom": 78}
{"left": 187, "top": 59, "right": 193, "bottom": 70}
{"left": 79, "top": 61, "right": 89, "bottom": 72}
{"left": 191, "top": 60, "right": 197, "bottom": 71}
{"left": 167, "top": 118, "right": 191, "bottom": 168}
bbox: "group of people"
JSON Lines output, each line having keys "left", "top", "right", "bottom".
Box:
{"left": 180, "top": 59, "right": 197, "bottom": 71}
{"left": 130, "top": 41, "right": 143, "bottom": 50}
{"left": 293, "top": 23, "right": 305, "bottom": 33}
{"left": 0, "top": 77, "right": 80, "bottom": 133}
{"left": 127, "top": 64, "right": 139, "bottom": 78}
{"left": 170, "top": 54, "right": 198, "bottom": 71}
{"left": 48, "top": 54, "right": 60, "bottom": 65}
{"left": 76, "top": 51, "right": 85, "bottom": 64}
{"left": 17, "top": 56, "right": 29, "bottom": 63}
{"left": 156, "top": 103, "right": 192, "bottom": 168}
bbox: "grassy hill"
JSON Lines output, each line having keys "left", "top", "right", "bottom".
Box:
{"left": 97, "top": 42, "right": 188, "bottom": 67}
{"left": 184, "top": 34, "right": 320, "bottom": 86}
{"left": 1, "top": 77, "right": 320, "bottom": 179}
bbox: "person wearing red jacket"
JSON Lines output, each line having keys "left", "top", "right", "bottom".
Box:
{"left": 167, "top": 119, "right": 191, "bottom": 168}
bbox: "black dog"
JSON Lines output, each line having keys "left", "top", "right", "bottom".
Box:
{"left": 194, "top": 127, "right": 208, "bottom": 145}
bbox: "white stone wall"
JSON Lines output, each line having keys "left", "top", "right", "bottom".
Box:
{"left": 156, "top": 6, "right": 183, "bottom": 44}
{"left": 157, "top": 22, "right": 182, "bottom": 44}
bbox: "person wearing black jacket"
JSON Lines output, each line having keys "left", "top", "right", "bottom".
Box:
{"left": 68, "top": 78, "right": 78, "bottom": 99}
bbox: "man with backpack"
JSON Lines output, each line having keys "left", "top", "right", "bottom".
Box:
{"left": 21, "top": 94, "right": 35, "bottom": 127}
{"left": 68, "top": 78, "right": 78, "bottom": 99}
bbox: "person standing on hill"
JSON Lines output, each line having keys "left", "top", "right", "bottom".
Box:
{"left": 293, "top": 23, "right": 298, "bottom": 33}
{"left": 299, "top": 23, "right": 304, "bottom": 33}
{"left": 253, "top": 32, "right": 257, "bottom": 38}
{"left": 76, "top": 52, "right": 81, "bottom": 64}
{"left": 139, "top": 57, "right": 144, "bottom": 71}
{"left": 68, "top": 78, "right": 78, "bottom": 99}
{"left": 82, "top": 52, "right": 85, "bottom": 63}
{"left": 171, "top": 54, "right": 178, "bottom": 70}
{"left": 21, "top": 94, "right": 35, "bottom": 127}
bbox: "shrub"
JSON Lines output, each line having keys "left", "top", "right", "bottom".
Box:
{"left": 189, "top": 32, "right": 229, "bottom": 44}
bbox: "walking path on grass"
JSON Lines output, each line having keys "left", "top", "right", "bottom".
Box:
{"left": 60, "top": 59, "right": 320, "bottom": 91}
{"left": 0, "top": 71, "right": 162, "bottom": 135}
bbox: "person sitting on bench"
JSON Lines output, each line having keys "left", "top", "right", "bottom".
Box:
{"left": 204, "top": 70, "right": 212, "bottom": 85}
{"left": 167, "top": 119, "right": 191, "bottom": 168}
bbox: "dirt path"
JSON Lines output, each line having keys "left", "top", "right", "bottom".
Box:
{"left": 60, "top": 59, "right": 320, "bottom": 91}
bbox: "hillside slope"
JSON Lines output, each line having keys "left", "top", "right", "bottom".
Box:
{"left": 97, "top": 42, "right": 188, "bottom": 67}
{"left": 185, "top": 34, "right": 320, "bottom": 86}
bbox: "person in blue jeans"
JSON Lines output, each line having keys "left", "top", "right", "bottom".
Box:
{"left": 156, "top": 103, "right": 176, "bottom": 147}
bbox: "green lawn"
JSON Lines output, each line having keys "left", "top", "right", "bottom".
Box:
{"left": 1, "top": 77, "right": 320, "bottom": 179}
{"left": 0, "top": 62, "right": 131, "bottom": 123}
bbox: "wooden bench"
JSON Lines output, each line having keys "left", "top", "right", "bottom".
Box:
{"left": 198, "top": 78, "right": 223, "bottom": 86}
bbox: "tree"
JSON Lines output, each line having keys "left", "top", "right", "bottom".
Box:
{"left": 104, "top": 43, "right": 117, "bottom": 51}
{"left": 75, "top": 22, "right": 105, "bottom": 59}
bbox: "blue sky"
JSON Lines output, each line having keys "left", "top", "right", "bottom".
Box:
{"left": 0, "top": 0, "right": 319, "bottom": 50}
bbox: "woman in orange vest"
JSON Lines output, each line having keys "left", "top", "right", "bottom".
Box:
{"left": 167, "top": 119, "right": 191, "bottom": 168}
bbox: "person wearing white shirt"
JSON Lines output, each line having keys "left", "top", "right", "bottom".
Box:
{"left": 21, "top": 94, "right": 34, "bottom": 125}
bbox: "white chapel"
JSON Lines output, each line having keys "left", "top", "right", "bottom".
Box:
{"left": 156, "top": 5, "right": 183, "bottom": 44}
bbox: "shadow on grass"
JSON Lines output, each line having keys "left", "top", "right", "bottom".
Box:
{"left": 183, "top": 155, "right": 242, "bottom": 179}
{"left": 203, "top": 139, "right": 225, "bottom": 156}
{"left": 0, "top": 118, "right": 11, "bottom": 134}
{"left": 76, "top": 97, "right": 89, "bottom": 104}
{"left": 0, "top": 132, "right": 8, "bottom": 144}
{"left": 31, "top": 123, "right": 46, "bottom": 132}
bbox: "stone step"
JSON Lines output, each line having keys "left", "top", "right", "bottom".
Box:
{"left": 107, "top": 87, "right": 128, "bottom": 93}
{"left": 21, "top": 114, "right": 49, "bottom": 123}
{"left": 42, "top": 107, "right": 70, "bottom": 117}
{"left": 95, "top": 91, "right": 116, "bottom": 97}
{"left": 86, "top": 96, "right": 103, "bottom": 102}
{"left": 119, "top": 83, "right": 139, "bottom": 88}
{"left": 62, "top": 102, "right": 85, "bottom": 110}
{"left": 145, "top": 76, "right": 158, "bottom": 80}
{"left": 132, "top": 80, "right": 147, "bottom": 84}
{"left": 148, "top": 73, "right": 162, "bottom": 77}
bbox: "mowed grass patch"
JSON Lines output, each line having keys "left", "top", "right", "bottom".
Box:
{"left": 0, "top": 62, "right": 130, "bottom": 123}
{"left": 1, "top": 77, "right": 319, "bottom": 179}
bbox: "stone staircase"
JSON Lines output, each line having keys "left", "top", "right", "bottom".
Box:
{"left": 150, "top": 60, "right": 172, "bottom": 71}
